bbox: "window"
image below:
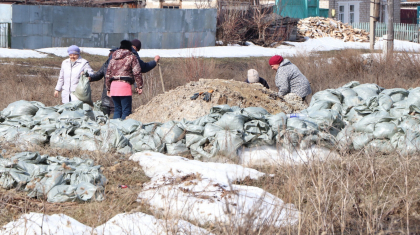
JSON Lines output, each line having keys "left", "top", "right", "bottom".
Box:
{"left": 339, "top": 5, "right": 345, "bottom": 22}
{"left": 163, "top": 5, "right": 179, "bottom": 8}
{"left": 337, "top": 2, "right": 360, "bottom": 23}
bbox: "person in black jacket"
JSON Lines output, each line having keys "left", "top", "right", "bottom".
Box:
{"left": 245, "top": 69, "right": 269, "bottom": 89}
{"left": 131, "top": 39, "right": 160, "bottom": 73}
{"left": 89, "top": 48, "right": 117, "bottom": 116}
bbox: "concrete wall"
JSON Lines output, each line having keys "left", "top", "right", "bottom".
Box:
{"left": 2, "top": 4, "right": 216, "bottom": 49}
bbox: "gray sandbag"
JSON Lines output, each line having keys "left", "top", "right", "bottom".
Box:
{"left": 406, "top": 88, "right": 420, "bottom": 110}
{"left": 342, "top": 96, "right": 363, "bottom": 114}
{"left": 352, "top": 133, "right": 374, "bottom": 150}
{"left": 378, "top": 94, "right": 393, "bottom": 111}
{"left": 214, "top": 113, "right": 247, "bottom": 132}
{"left": 131, "top": 134, "right": 158, "bottom": 152}
{"left": 18, "top": 132, "right": 48, "bottom": 146}
{"left": 336, "top": 87, "right": 358, "bottom": 98}
{"left": 310, "top": 89, "right": 343, "bottom": 106}
{"left": 353, "top": 111, "right": 394, "bottom": 133}
{"left": 75, "top": 182, "right": 104, "bottom": 201}
{"left": 214, "top": 130, "right": 244, "bottom": 158}
{"left": 306, "top": 109, "right": 344, "bottom": 130}
{"left": 336, "top": 126, "right": 355, "bottom": 150}
{"left": 119, "top": 119, "right": 142, "bottom": 134}
{"left": 305, "top": 100, "right": 334, "bottom": 112}
{"left": 155, "top": 121, "right": 184, "bottom": 144}
{"left": 243, "top": 120, "right": 274, "bottom": 147}
{"left": 366, "top": 139, "right": 394, "bottom": 153}
{"left": 190, "top": 137, "right": 218, "bottom": 159}
{"left": 47, "top": 185, "right": 77, "bottom": 203}
{"left": 373, "top": 122, "right": 397, "bottom": 139}
{"left": 55, "top": 101, "right": 83, "bottom": 113}
{"left": 184, "top": 124, "right": 204, "bottom": 134}
{"left": 33, "top": 107, "right": 58, "bottom": 120}
{"left": 191, "top": 114, "right": 219, "bottom": 127}
{"left": 242, "top": 107, "right": 269, "bottom": 120}
{"left": 1, "top": 100, "right": 39, "bottom": 118}
{"left": 390, "top": 106, "right": 409, "bottom": 118}
{"left": 352, "top": 83, "right": 382, "bottom": 101}
{"left": 166, "top": 141, "right": 189, "bottom": 156}
{"left": 381, "top": 88, "right": 409, "bottom": 102}
{"left": 99, "top": 125, "right": 129, "bottom": 152}
{"left": 50, "top": 131, "right": 81, "bottom": 150}
{"left": 210, "top": 105, "right": 232, "bottom": 114}
{"left": 27, "top": 170, "right": 65, "bottom": 198}
{"left": 203, "top": 123, "right": 224, "bottom": 138}
{"left": 286, "top": 118, "right": 317, "bottom": 135}
{"left": 72, "top": 72, "right": 93, "bottom": 106}
{"left": 266, "top": 112, "right": 287, "bottom": 133}
{"left": 59, "top": 110, "right": 85, "bottom": 120}
{"left": 331, "top": 103, "right": 343, "bottom": 114}
{"left": 342, "top": 81, "right": 360, "bottom": 88}
{"left": 398, "top": 117, "right": 420, "bottom": 133}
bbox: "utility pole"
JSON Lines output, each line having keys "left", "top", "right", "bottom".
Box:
{"left": 387, "top": 0, "right": 394, "bottom": 55}
{"left": 369, "top": 0, "right": 380, "bottom": 50}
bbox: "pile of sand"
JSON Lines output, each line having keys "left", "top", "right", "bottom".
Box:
{"left": 129, "top": 79, "right": 307, "bottom": 123}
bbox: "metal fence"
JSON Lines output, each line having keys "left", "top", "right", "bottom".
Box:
{"left": 0, "top": 23, "right": 10, "bottom": 48}
{"left": 350, "top": 22, "right": 419, "bottom": 42}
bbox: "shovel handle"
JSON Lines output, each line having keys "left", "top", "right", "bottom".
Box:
{"left": 158, "top": 63, "right": 165, "bottom": 93}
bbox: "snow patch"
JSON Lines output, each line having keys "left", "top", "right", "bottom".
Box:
{"left": 0, "top": 48, "right": 48, "bottom": 58}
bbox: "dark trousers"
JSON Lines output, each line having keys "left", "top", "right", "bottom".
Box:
{"left": 112, "top": 96, "right": 132, "bottom": 120}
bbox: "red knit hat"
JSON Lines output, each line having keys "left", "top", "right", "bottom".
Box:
{"left": 269, "top": 55, "right": 283, "bottom": 65}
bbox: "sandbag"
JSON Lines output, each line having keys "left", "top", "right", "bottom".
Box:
{"left": 72, "top": 72, "right": 93, "bottom": 106}
{"left": 214, "top": 113, "right": 247, "bottom": 132}
{"left": 381, "top": 88, "right": 408, "bottom": 102}
{"left": 155, "top": 121, "right": 184, "bottom": 144}
{"left": 366, "top": 139, "right": 394, "bottom": 153}
{"left": 373, "top": 122, "right": 397, "bottom": 139}
{"left": 342, "top": 81, "right": 360, "bottom": 88}
{"left": 214, "top": 130, "right": 244, "bottom": 158}
{"left": 352, "top": 133, "right": 374, "bottom": 150}
{"left": 352, "top": 83, "right": 382, "bottom": 101}
{"left": 1, "top": 100, "right": 39, "bottom": 118}
{"left": 242, "top": 107, "right": 269, "bottom": 120}
{"left": 266, "top": 112, "right": 287, "bottom": 133}
{"left": 353, "top": 111, "right": 394, "bottom": 133}
{"left": 166, "top": 141, "right": 189, "bottom": 156}
{"left": 310, "top": 89, "right": 343, "bottom": 106}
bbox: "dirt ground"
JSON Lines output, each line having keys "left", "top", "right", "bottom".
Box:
{"left": 129, "top": 78, "right": 307, "bottom": 123}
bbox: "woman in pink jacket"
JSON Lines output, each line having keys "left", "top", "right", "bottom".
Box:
{"left": 54, "top": 45, "right": 94, "bottom": 103}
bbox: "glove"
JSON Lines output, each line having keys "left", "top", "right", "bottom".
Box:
{"left": 203, "top": 92, "right": 212, "bottom": 102}
{"left": 84, "top": 71, "right": 89, "bottom": 77}
{"left": 190, "top": 93, "right": 200, "bottom": 100}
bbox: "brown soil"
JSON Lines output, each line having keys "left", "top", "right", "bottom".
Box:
{"left": 129, "top": 79, "right": 307, "bottom": 123}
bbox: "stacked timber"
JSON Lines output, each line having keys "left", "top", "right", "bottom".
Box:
{"left": 298, "top": 17, "right": 369, "bottom": 42}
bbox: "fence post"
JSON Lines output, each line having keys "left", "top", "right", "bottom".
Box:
{"left": 7, "top": 23, "right": 11, "bottom": 48}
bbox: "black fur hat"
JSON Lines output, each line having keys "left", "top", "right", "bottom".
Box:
{"left": 119, "top": 40, "right": 132, "bottom": 50}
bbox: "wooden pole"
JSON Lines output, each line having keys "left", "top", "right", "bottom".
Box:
{"left": 158, "top": 63, "right": 165, "bottom": 93}
{"left": 387, "top": 0, "right": 394, "bottom": 55}
{"left": 370, "top": 0, "right": 380, "bottom": 50}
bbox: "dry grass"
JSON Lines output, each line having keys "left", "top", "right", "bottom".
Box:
{"left": 2, "top": 50, "right": 420, "bottom": 233}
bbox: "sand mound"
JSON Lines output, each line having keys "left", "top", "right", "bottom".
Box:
{"left": 129, "top": 79, "right": 307, "bottom": 123}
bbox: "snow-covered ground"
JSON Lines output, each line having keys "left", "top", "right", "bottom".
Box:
{"left": 130, "top": 152, "right": 300, "bottom": 228}
{"left": 2, "top": 37, "right": 420, "bottom": 59}
{"left": 0, "top": 212, "right": 212, "bottom": 235}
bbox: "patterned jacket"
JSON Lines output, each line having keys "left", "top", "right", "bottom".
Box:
{"left": 275, "top": 59, "right": 312, "bottom": 98}
{"left": 105, "top": 49, "right": 142, "bottom": 91}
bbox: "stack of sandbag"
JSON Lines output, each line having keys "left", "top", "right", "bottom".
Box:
{"left": 302, "top": 81, "right": 420, "bottom": 154}
{"left": 0, "top": 152, "right": 106, "bottom": 203}
{"left": 298, "top": 17, "right": 369, "bottom": 42}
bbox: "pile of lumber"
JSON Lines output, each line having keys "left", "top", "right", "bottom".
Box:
{"left": 298, "top": 17, "right": 369, "bottom": 42}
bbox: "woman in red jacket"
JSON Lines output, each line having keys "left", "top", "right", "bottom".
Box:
{"left": 106, "top": 40, "right": 143, "bottom": 120}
